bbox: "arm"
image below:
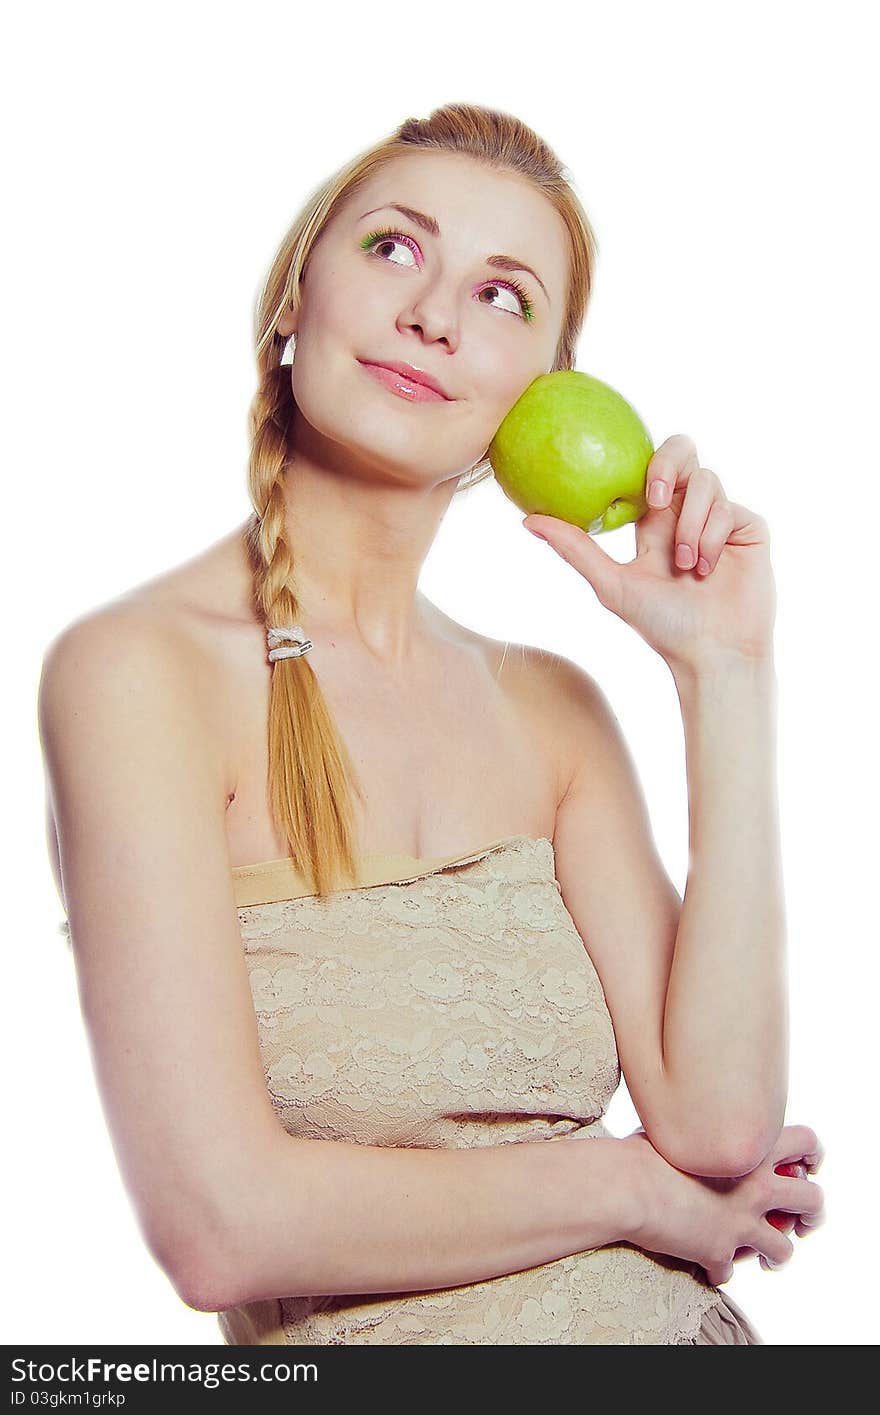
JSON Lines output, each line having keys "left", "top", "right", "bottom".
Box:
{"left": 37, "top": 611, "right": 643, "bottom": 1315}
{"left": 663, "top": 651, "right": 787, "bottom": 1163}
{"left": 548, "top": 650, "right": 786, "bottom": 1178}
{"left": 218, "top": 1130, "right": 639, "bottom": 1312}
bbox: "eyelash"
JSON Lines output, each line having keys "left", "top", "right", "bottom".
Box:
{"left": 359, "top": 226, "right": 535, "bottom": 323}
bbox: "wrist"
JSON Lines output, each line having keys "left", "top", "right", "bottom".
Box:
{"left": 669, "top": 648, "right": 776, "bottom": 694}
{"left": 614, "top": 1134, "right": 651, "bottom": 1243}
{"left": 554, "top": 1133, "right": 647, "bottom": 1247}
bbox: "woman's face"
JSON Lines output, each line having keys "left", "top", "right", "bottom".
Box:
{"left": 278, "top": 150, "right": 571, "bottom": 486}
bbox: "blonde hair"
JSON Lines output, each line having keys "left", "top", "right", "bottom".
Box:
{"left": 243, "top": 102, "right": 600, "bottom": 898}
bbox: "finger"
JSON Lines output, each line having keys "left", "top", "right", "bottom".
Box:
{"left": 755, "top": 1227, "right": 795, "bottom": 1270}
{"left": 771, "top": 1177, "right": 826, "bottom": 1226}
{"left": 775, "top": 1125, "right": 822, "bottom": 1168}
{"left": 723, "top": 502, "right": 772, "bottom": 548}
{"left": 522, "top": 514, "right": 624, "bottom": 612}
{"left": 793, "top": 1208, "right": 827, "bottom": 1231}
{"left": 646, "top": 434, "right": 699, "bottom": 510}
{"left": 674, "top": 467, "right": 721, "bottom": 571}
{"left": 759, "top": 1255, "right": 788, "bottom": 1272}
{"left": 707, "top": 1263, "right": 734, "bottom": 1287}
{"left": 794, "top": 1214, "right": 823, "bottom": 1238}
{"left": 794, "top": 1188, "right": 827, "bottom": 1231}
{"left": 694, "top": 498, "right": 737, "bottom": 575}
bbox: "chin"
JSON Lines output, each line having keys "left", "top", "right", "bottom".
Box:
{"left": 294, "top": 377, "right": 480, "bottom": 483}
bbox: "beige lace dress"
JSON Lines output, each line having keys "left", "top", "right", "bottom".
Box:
{"left": 210, "top": 833, "right": 763, "bottom": 1345}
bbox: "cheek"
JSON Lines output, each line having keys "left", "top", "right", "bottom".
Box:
{"left": 471, "top": 347, "right": 541, "bottom": 423}
{"left": 301, "top": 267, "right": 391, "bottom": 345}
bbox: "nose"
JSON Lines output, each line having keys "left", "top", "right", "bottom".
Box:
{"left": 397, "top": 280, "right": 460, "bottom": 353}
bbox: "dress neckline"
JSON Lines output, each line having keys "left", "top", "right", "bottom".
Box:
{"left": 230, "top": 834, "right": 555, "bottom": 908}
{"left": 230, "top": 833, "right": 552, "bottom": 878}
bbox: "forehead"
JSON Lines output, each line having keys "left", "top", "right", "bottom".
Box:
{"left": 336, "top": 151, "right": 569, "bottom": 300}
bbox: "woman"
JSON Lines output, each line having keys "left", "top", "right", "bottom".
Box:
{"left": 38, "top": 102, "right": 825, "bottom": 1344}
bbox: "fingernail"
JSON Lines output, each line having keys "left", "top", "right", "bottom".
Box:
{"left": 649, "top": 480, "right": 670, "bottom": 508}
{"left": 526, "top": 527, "right": 549, "bottom": 543}
{"left": 697, "top": 557, "right": 710, "bottom": 574}
{"left": 676, "top": 544, "right": 696, "bottom": 569}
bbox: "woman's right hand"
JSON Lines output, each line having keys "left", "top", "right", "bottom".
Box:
{"left": 621, "top": 1124, "right": 826, "bottom": 1288}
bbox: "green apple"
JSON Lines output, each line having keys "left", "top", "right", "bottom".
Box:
{"left": 488, "top": 370, "right": 654, "bottom": 533}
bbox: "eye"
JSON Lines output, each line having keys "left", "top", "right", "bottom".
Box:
{"left": 360, "top": 228, "right": 421, "bottom": 268}
{"left": 360, "top": 227, "right": 534, "bottom": 322}
{"left": 477, "top": 280, "right": 534, "bottom": 322}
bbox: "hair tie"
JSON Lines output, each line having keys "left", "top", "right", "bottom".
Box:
{"left": 267, "top": 624, "right": 314, "bottom": 662}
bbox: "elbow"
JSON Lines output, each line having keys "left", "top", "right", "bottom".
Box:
{"left": 647, "top": 1087, "right": 787, "bottom": 1179}
{"left": 717, "top": 1125, "right": 786, "bottom": 1179}
{"left": 133, "top": 1127, "right": 291, "bottom": 1314}
{"left": 169, "top": 1235, "right": 240, "bottom": 1315}
{"left": 649, "top": 1125, "right": 777, "bottom": 1180}
{"left": 703, "top": 1111, "right": 788, "bottom": 1178}
{"left": 176, "top": 1272, "right": 233, "bottom": 1316}
{"left": 167, "top": 1139, "right": 288, "bottom": 1313}
{"left": 158, "top": 1128, "right": 303, "bottom": 1312}
{"left": 690, "top": 1140, "right": 768, "bottom": 1179}
{"left": 145, "top": 1207, "right": 242, "bottom": 1316}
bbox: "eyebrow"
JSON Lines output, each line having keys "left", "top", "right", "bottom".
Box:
{"left": 358, "top": 203, "right": 551, "bottom": 304}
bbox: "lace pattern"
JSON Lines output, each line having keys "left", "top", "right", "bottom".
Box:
{"left": 217, "top": 836, "right": 727, "bottom": 1344}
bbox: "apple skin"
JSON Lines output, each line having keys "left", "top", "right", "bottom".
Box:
{"left": 488, "top": 370, "right": 654, "bottom": 534}
{"left": 766, "top": 1161, "right": 808, "bottom": 1234}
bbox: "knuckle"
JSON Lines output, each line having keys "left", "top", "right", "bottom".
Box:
{"left": 665, "top": 432, "right": 693, "bottom": 452}
{"left": 755, "top": 1163, "right": 774, "bottom": 1192}
{"left": 807, "top": 1138, "right": 825, "bottom": 1167}
{"left": 755, "top": 1174, "right": 774, "bottom": 1207}
{"left": 766, "top": 1245, "right": 792, "bottom": 1270}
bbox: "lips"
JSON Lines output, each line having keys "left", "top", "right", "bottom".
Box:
{"left": 359, "top": 359, "right": 452, "bottom": 401}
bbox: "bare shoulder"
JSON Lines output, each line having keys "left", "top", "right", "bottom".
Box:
{"left": 518, "top": 647, "right": 618, "bottom": 789}
{"left": 40, "top": 522, "right": 252, "bottom": 772}
{"left": 39, "top": 593, "right": 219, "bottom": 744}
{"left": 504, "top": 642, "right": 611, "bottom": 811}
{"left": 436, "top": 609, "right": 588, "bottom": 813}
{"left": 490, "top": 628, "right": 621, "bottom": 813}
{"left": 38, "top": 593, "right": 233, "bottom": 910}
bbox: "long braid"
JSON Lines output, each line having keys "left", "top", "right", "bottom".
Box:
{"left": 244, "top": 363, "right": 365, "bottom": 899}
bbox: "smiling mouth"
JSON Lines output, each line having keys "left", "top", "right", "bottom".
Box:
{"left": 358, "top": 360, "right": 453, "bottom": 404}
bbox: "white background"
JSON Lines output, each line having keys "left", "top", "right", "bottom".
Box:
{"left": 5, "top": 0, "right": 877, "bottom": 1346}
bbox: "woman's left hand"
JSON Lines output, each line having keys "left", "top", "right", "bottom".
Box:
{"left": 522, "top": 433, "right": 777, "bottom": 672}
